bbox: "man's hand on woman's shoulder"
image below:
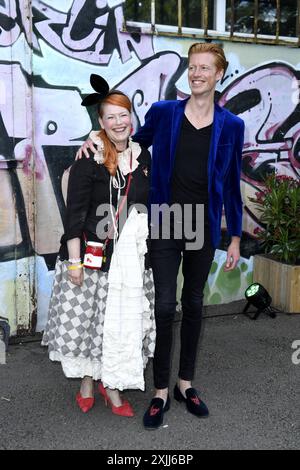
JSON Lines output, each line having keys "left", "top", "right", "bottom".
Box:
{"left": 75, "top": 138, "right": 97, "bottom": 160}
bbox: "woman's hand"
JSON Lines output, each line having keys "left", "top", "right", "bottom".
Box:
{"left": 66, "top": 238, "right": 83, "bottom": 284}
{"left": 223, "top": 236, "right": 240, "bottom": 272}
{"left": 68, "top": 267, "right": 84, "bottom": 286}
{"left": 75, "top": 138, "right": 97, "bottom": 160}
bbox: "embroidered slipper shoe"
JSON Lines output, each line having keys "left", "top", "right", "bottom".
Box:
{"left": 143, "top": 396, "right": 170, "bottom": 430}
{"left": 174, "top": 384, "right": 209, "bottom": 418}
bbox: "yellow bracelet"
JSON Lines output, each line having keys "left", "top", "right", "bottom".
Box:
{"left": 67, "top": 264, "right": 84, "bottom": 271}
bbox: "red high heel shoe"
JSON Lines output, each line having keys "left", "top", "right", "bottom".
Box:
{"left": 76, "top": 392, "right": 95, "bottom": 413}
{"left": 98, "top": 383, "right": 134, "bottom": 417}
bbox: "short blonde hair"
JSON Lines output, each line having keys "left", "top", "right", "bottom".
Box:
{"left": 188, "top": 43, "right": 227, "bottom": 73}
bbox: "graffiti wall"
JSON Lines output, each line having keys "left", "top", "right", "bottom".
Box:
{"left": 0, "top": 1, "right": 299, "bottom": 335}
{"left": 0, "top": 0, "right": 36, "bottom": 336}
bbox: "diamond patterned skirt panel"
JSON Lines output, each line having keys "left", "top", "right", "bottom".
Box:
{"left": 41, "top": 259, "right": 155, "bottom": 383}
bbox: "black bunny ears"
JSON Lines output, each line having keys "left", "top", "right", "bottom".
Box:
{"left": 81, "top": 74, "right": 110, "bottom": 107}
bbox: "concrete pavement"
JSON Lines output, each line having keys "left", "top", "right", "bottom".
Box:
{"left": 0, "top": 301, "right": 299, "bottom": 450}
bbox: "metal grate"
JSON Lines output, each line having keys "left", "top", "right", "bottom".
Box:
{"left": 123, "top": 0, "right": 300, "bottom": 47}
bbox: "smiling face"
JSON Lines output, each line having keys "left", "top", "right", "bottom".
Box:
{"left": 99, "top": 103, "right": 132, "bottom": 149}
{"left": 188, "top": 52, "right": 224, "bottom": 97}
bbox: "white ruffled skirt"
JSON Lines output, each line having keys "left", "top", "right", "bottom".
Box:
{"left": 42, "top": 210, "right": 156, "bottom": 391}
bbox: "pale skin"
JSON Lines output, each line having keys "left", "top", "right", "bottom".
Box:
{"left": 70, "top": 102, "right": 132, "bottom": 405}
{"left": 76, "top": 52, "right": 241, "bottom": 404}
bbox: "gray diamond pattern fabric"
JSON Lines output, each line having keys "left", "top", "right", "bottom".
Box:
{"left": 42, "top": 259, "right": 155, "bottom": 381}
{"left": 142, "top": 268, "right": 156, "bottom": 364}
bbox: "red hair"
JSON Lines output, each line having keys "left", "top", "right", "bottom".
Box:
{"left": 98, "top": 91, "right": 131, "bottom": 176}
{"left": 188, "top": 42, "right": 227, "bottom": 74}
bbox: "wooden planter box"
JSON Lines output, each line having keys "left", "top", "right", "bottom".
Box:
{"left": 253, "top": 255, "right": 300, "bottom": 314}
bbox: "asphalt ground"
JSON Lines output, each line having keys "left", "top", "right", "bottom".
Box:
{"left": 0, "top": 301, "right": 299, "bottom": 450}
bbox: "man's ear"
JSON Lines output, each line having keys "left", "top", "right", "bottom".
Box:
{"left": 216, "top": 68, "right": 224, "bottom": 82}
{"left": 218, "top": 69, "right": 225, "bottom": 80}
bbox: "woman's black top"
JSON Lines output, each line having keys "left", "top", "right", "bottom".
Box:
{"left": 59, "top": 147, "right": 151, "bottom": 271}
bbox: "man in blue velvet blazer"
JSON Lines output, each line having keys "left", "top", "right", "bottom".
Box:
{"left": 138, "top": 43, "right": 245, "bottom": 429}
{"left": 134, "top": 94, "right": 244, "bottom": 250}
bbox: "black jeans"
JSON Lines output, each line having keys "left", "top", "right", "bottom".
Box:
{"left": 150, "top": 231, "right": 215, "bottom": 389}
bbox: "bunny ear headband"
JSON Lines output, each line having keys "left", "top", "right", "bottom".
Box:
{"left": 81, "top": 74, "right": 110, "bottom": 107}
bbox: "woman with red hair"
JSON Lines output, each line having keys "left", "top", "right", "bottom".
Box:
{"left": 42, "top": 75, "right": 155, "bottom": 416}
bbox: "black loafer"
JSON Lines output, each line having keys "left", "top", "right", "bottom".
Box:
{"left": 174, "top": 384, "right": 209, "bottom": 417}
{"left": 143, "top": 396, "right": 170, "bottom": 430}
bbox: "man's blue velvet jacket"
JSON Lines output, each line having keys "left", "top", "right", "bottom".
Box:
{"left": 133, "top": 98, "right": 245, "bottom": 249}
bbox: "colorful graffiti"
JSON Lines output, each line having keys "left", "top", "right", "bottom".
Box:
{"left": 0, "top": 0, "right": 299, "bottom": 334}
{"left": 219, "top": 63, "right": 300, "bottom": 240}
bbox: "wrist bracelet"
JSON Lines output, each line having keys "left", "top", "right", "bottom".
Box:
{"left": 67, "top": 264, "right": 83, "bottom": 271}
{"left": 68, "top": 258, "right": 81, "bottom": 264}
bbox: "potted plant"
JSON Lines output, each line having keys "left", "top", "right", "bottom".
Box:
{"left": 249, "top": 172, "right": 300, "bottom": 313}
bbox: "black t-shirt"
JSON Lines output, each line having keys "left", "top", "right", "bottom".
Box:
{"left": 170, "top": 115, "right": 212, "bottom": 232}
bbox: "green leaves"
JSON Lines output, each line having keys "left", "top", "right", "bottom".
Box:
{"left": 249, "top": 173, "right": 300, "bottom": 265}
